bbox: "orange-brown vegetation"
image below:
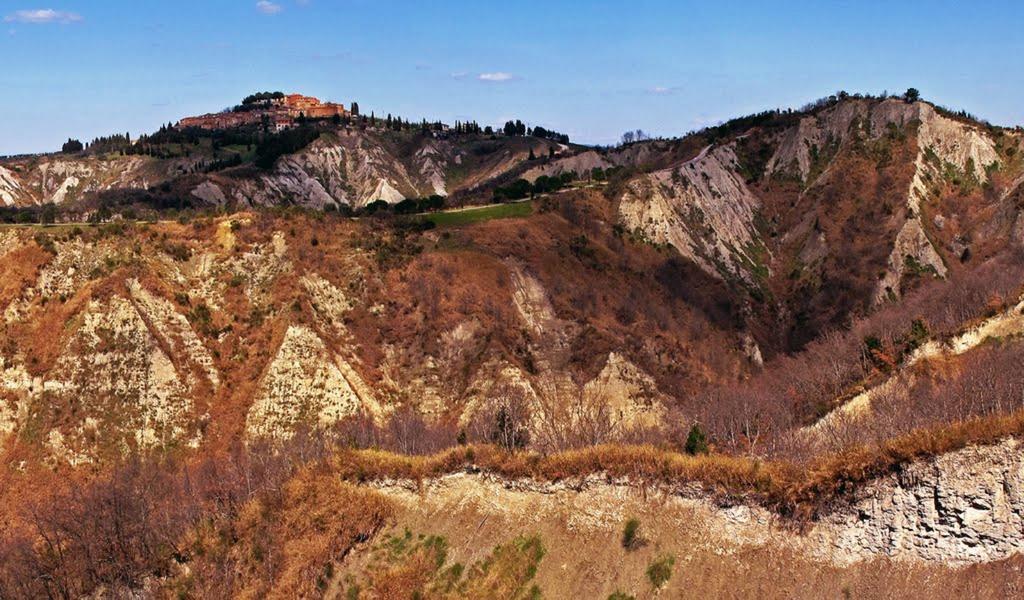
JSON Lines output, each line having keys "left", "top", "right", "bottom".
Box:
{"left": 327, "top": 404, "right": 1024, "bottom": 520}
{"left": 3, "top": 96, "right": 1024, "bottom": 596}
{"left": 189, "top": 465, "right": 392, "bottom": 599}
{"left": 0, "top": 243, "right": 49, "bottom": 310}
{"left": 5, "top": 408, "right": 1024, "bottom": 597}
{"left": 692, "top": 250, "right": 1024, "bottom": 454}
{"left": 755, "top": 124, "right": 920, "bottom": 348}
{"left": 0, "top": 436, "right": 391, "bottom": 598}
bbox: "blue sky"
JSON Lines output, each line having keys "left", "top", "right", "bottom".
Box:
{"left": 2, "top": 0, "right": 1023, "bottom": 155}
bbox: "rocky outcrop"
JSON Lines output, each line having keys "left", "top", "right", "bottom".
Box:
{"left": 0, "top": 131, "right": 453, "bottom": 210}
{"left": 0, "top": 165, "right": 25, "bottom": 206}
{"left": 459, "top": 358, "right": 540, "bottom": 428}
{"left": 413, "top": 141, "right": 449, "bottom": 196}
{"left": 374, "top": 438, "right": 1024, "bottom": 566}
{"left": 459, "top": 351, "right": 667, "bottom": 443}
{"left": 874, "top": 102, "right": 998, "bottom": 302}
{"left": 581, "top": 352, "right": 666, "bottom": 431}
{"left": 40, "top": 296, "right": 200, "bottom": 462}
{"left": 766, "top": 99, "right": 998, "bottom": 187}
{"left": 225, "top": 230, "right": 292, "bottom": 304}
{"left": 127, "top": 279, "right": 220, "bottom": 389}
{"left": 246, "top": 325, "right": 381, "bottom": 439}
{"left": 819, "top": 438, "right": 1024, "bottom": 564}
{"left": 507, "top": 261, "right": 572, "bottom": 369}
{"left": 302, "top": 272, "right": 356, "bottom": 329}
{"left": 190, "top": 181, "right": 227, "bottom": 205}
{"left": 4, "top": 238, "right": 121, "bottom": 323}
{"left": 522, "top": 150, "right": 613, "bottom": 183}
{"left": 765, "top": 100, "right": 870, "bottom": 181}
{"left": 618, "top": 144, "right": 765, "bottom": 282}
{"left": 873, "top": 218, "right": 948, "bottom": 303}
{"left": 0, "top": 357, "right": 33, "bottom": 443}
{"left": 225, "top": 132, "right": 452, "bottom": 208}
{"left": 0, "top": 154, "right": 194, "bottom": 207}
{"left": 0, "top": 230, "right": 20, "bottom": 258}
{"left": 753, "top": 99, "right": 999, "bottom": 302}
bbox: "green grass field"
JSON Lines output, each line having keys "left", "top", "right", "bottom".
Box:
{"left": 425, "top": 200, "right": 533, "bottom": 227}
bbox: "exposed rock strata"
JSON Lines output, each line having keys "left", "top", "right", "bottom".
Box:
{"left": 618, "top": 144, "right": 764, "bottom": 282}
{"left": 819, "top": 438, "right": 1024, "bottom": 564}
{"left": 246, "top": 325, "right": 381, "bottom": 439}
{"left": 374, "top": 438, "right": 1024, "bottom": 566}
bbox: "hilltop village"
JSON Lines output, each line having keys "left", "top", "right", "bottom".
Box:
{"left": 177, "top": 92, "right": 352, "bottom": 132}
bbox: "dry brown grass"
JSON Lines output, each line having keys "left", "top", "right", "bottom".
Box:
{"left": 329, "top": 408, "right": 1024, "bottom": 519}
{"left": 4, "top": 410, "right": 1023, "bottom": 598}
{"left": 256, "top": 466, "right": 394, "bottom": 598}
{"left": 783, "top": 409, "right": 1024, "bottom": 516}
{"left": 0, "top": 242, "right": 48, "bottom": 309}
{"left": 174, "top": 462, "right": 394, "bottom": 599}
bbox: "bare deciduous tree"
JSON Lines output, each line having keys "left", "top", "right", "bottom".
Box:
{"left": 468, "top": 382, "right": 532, "bottom": 451}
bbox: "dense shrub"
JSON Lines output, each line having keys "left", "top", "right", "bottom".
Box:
{"left": 622, "top": 518, "right": 641, "bottom": 549}
{"left": 646, "top": 555, "right": 675, "bottom": 589}
{"left": 493, "top": 178, "right": 534, "bottom": 201}
{"left": 494, "top": 172, "right": 576, "bottom": 201}
{"left": 0, "top": 432, "right": 395, "bottom": 599}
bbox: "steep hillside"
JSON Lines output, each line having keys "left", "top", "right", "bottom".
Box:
{"left": 0, "top": 129, "right": 570, "bottom": 212}
{"left": 0, "top": 204, "right": 750, "bottom": 468}
{"left": 4, "top": 95, "right": 1024, "bottom": 465}
{"left": 4, "top": 93, "right": 1024, "bottom": 598}
{"left": 0, "top": 154, "right": 193, "bottom": 207}
{"left": 203, "top": 130, "right": 568, "bottom": 210}
{"left": 615, "top": 97, "right": 1024, "bottom": 348}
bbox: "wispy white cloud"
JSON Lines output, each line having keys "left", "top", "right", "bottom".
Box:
{"left": 648, "top": 85, "right": 682, "bottom": 95}
{"left": 256, "top": 1, "right": 283, "bottom": 15}
{"left": 4, "top": 9, "right": 83, "bottom": 24}
{"left": 478, "top": 72, "right": 514, "bottom": 82}
{"left": 450, "top": 71, "right": 469, "bottom": 81}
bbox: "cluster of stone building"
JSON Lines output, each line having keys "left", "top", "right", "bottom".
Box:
{"left": 177, "top": 94, "right": 349, "bottom": 131}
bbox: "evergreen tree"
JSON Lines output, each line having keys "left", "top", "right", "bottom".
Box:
{"left": 61, "top": 138, "right": 84, "bottom": 153}
{"left": 684, "top": 424, "right": 709, "bottom": 455}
